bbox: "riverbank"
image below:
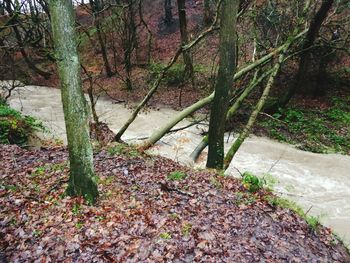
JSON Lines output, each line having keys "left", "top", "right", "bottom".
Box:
{"left": 1, "top": 144, "right": 349, "bottom": 262}
{"left": 5, "top": 85, "right": 350, "bottom": 243}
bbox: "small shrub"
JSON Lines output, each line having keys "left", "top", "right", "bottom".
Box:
{"left": 241, "top": 172, "right": 264, "bottom": 193}
{"left": 167, "top": 171, "right": 187, "bottom": 181}
{"left": 0, "top": 102, "right": 45, "bottom": 146}
{"left": 149, "top": 62, "right": 185, "bottom": 85}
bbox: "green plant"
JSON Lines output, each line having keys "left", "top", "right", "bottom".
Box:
{"left": 1, "top": 184, "right": 17, "bottom": 191}
{"left": 241, "top": 172, "right": 264, "bottom": 193}
{"left": 72, "top": 203, "right": 82, "bottom": 215}
{"left": 32, "top": 229, "right": 42, "bottom": 237}
{"left": 32, "top": 166, "right": 46, "bottom": 177}
{"left": 0, "top": 102, "right": 45, "bottom": 146}
{"left": 159, "top": 232, "right": 172, "bottom": 240}
{"left": 181, "top": 222, "right": 192, "bottom": 237}
{"left": 167, "top": 171, "right": 187, "bottom": 181}
{"left": 107, "top": 143, "right": 139, "bottom": 157}
{"left": 306, "top": 215, "right": 321, "bottom": 232}
{"left": 76, "top": 222, "right": 84, "bottom": 229}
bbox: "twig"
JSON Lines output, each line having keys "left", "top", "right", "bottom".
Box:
{"left": 259, "top": 112, "right": 287, "bottom": 124}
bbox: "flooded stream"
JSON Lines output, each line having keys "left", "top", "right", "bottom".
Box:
{"left": 6, "top": 85, "right": 350, "bottom": 243}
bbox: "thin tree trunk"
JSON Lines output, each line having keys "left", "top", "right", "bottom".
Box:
{"left": 190, "top": 68, "right": 273, "bottom": 161}
{"left": 139, "top": 92, "right": 214, "bottom": 150}
{"left": 223, "top": 42, "right": 292, "bottom": 170}
{"left": 138, "top": 32, "right": 307, "bottom": 150}
{"left": 114, "top": 10, "right": 221, "bottom": 141}
{"left": 203, "top": 0, "right": 213, "bottom": 25}
{"left": 90, "top": 0, "right": 114, "bottom": 77}
{"left": 164, "top": 0, "right": 173, "bottom": 25}
{"left": 177, "top": 0, "right": 193, "bottom": 78}
{"left": 206, "top": 0, "right": 239, "bottom": 169}
{"left": 49, "top": 0, "right": 98, "bottom": 204}
{"left": 138, "top": 0, "right": 152, "bottom": 64}
{"left": 278, "top": 0, "right": 334, "bottom": 108}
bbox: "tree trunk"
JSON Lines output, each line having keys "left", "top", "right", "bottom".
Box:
{"left": 139, "top": 33, "right": 307, "bottom": 151}
{"left": 164, "top": 0, "right": 173, "bottom": 25}
{"left": 206, "top": 0, "right": 239, "bottom": 169}
{"left": 49, "top": 0, "right": 98, "bottom": 204}
{"left": 177, "top": 0, "right": 193, "bottom": 79}
{"left": 139, "top": 92, "right": 214, "bottom": 150}
{"left": 224, "top": 41, "right": 292, "bottom": 170}
{"left": 90, "top": 0, "right": 114, "bottom": 77}
{"left": 203, "top": 0, "right": 213, "bottom": 25}
{"left": 190, "top": 69, "right": 273, "bottom": 162}
{"left": 278, "top": 0, "right": 334, "bottom": 107}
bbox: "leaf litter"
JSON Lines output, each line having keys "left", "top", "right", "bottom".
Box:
{"left": 0, "top": 144, "right": 349, "bottom": 262}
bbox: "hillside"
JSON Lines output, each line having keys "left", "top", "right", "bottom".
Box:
{"left": 1, "top": 144, "right": 350, "bottom": 261}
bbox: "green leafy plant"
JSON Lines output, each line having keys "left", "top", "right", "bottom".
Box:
{"left": 32, "top": 166, "right": 46, "bottom": 177}
{"left": 241, "top": 172, "right": 264, "bottom": 193}
{"left": 167, "top": 171, "right": 187, "bottom": 181}
{"left": 0, "top": 102, "right": 45, "bottom": 146}
{"left": 159, "top": 232, "right": 172, "bottom": 240}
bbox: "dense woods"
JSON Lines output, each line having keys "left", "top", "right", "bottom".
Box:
{"left": 1, "top": 0, "right": 350, "bottom": 261}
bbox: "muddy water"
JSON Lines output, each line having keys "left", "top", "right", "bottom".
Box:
{"left": 7, "top": 85, "right": 350, "bottom": 243}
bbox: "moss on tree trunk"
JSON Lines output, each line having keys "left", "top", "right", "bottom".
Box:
{"left": 206, "top": 0, "right": 239, "bottom": 169}
{"left": 49, "top": 0, "right": 98, "bottom": 204}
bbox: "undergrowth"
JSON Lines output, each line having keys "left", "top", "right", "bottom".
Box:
{"left": 240, "top": 171, "right": 324, "bottom": 232}
{"left": 258, "top": 96, "right": 350, "bottom": 154}
{"left": 0, "top": 102, "right": 45, "bottom": 146}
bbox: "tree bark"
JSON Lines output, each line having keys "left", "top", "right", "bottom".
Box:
{"left": 139, "top": 92, "right": 214, "bottom": 150}
{"left": 164, "top": 0, "right": 173, "bottom": 25}
{"left": 203, "top": 0, "right": 213, "bottom": 25}
{"left": 49, "top": 0, "right": 98, "bottom": 204}
{"left": 177, "top": 0, "right": 193, "bottom": 79}
{"left": 206, "top": 0, "right": 239, "bottom": 169}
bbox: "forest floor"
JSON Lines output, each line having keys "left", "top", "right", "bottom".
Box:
{"left": 1, "top": 143, "right": 350, "bottom": 262}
